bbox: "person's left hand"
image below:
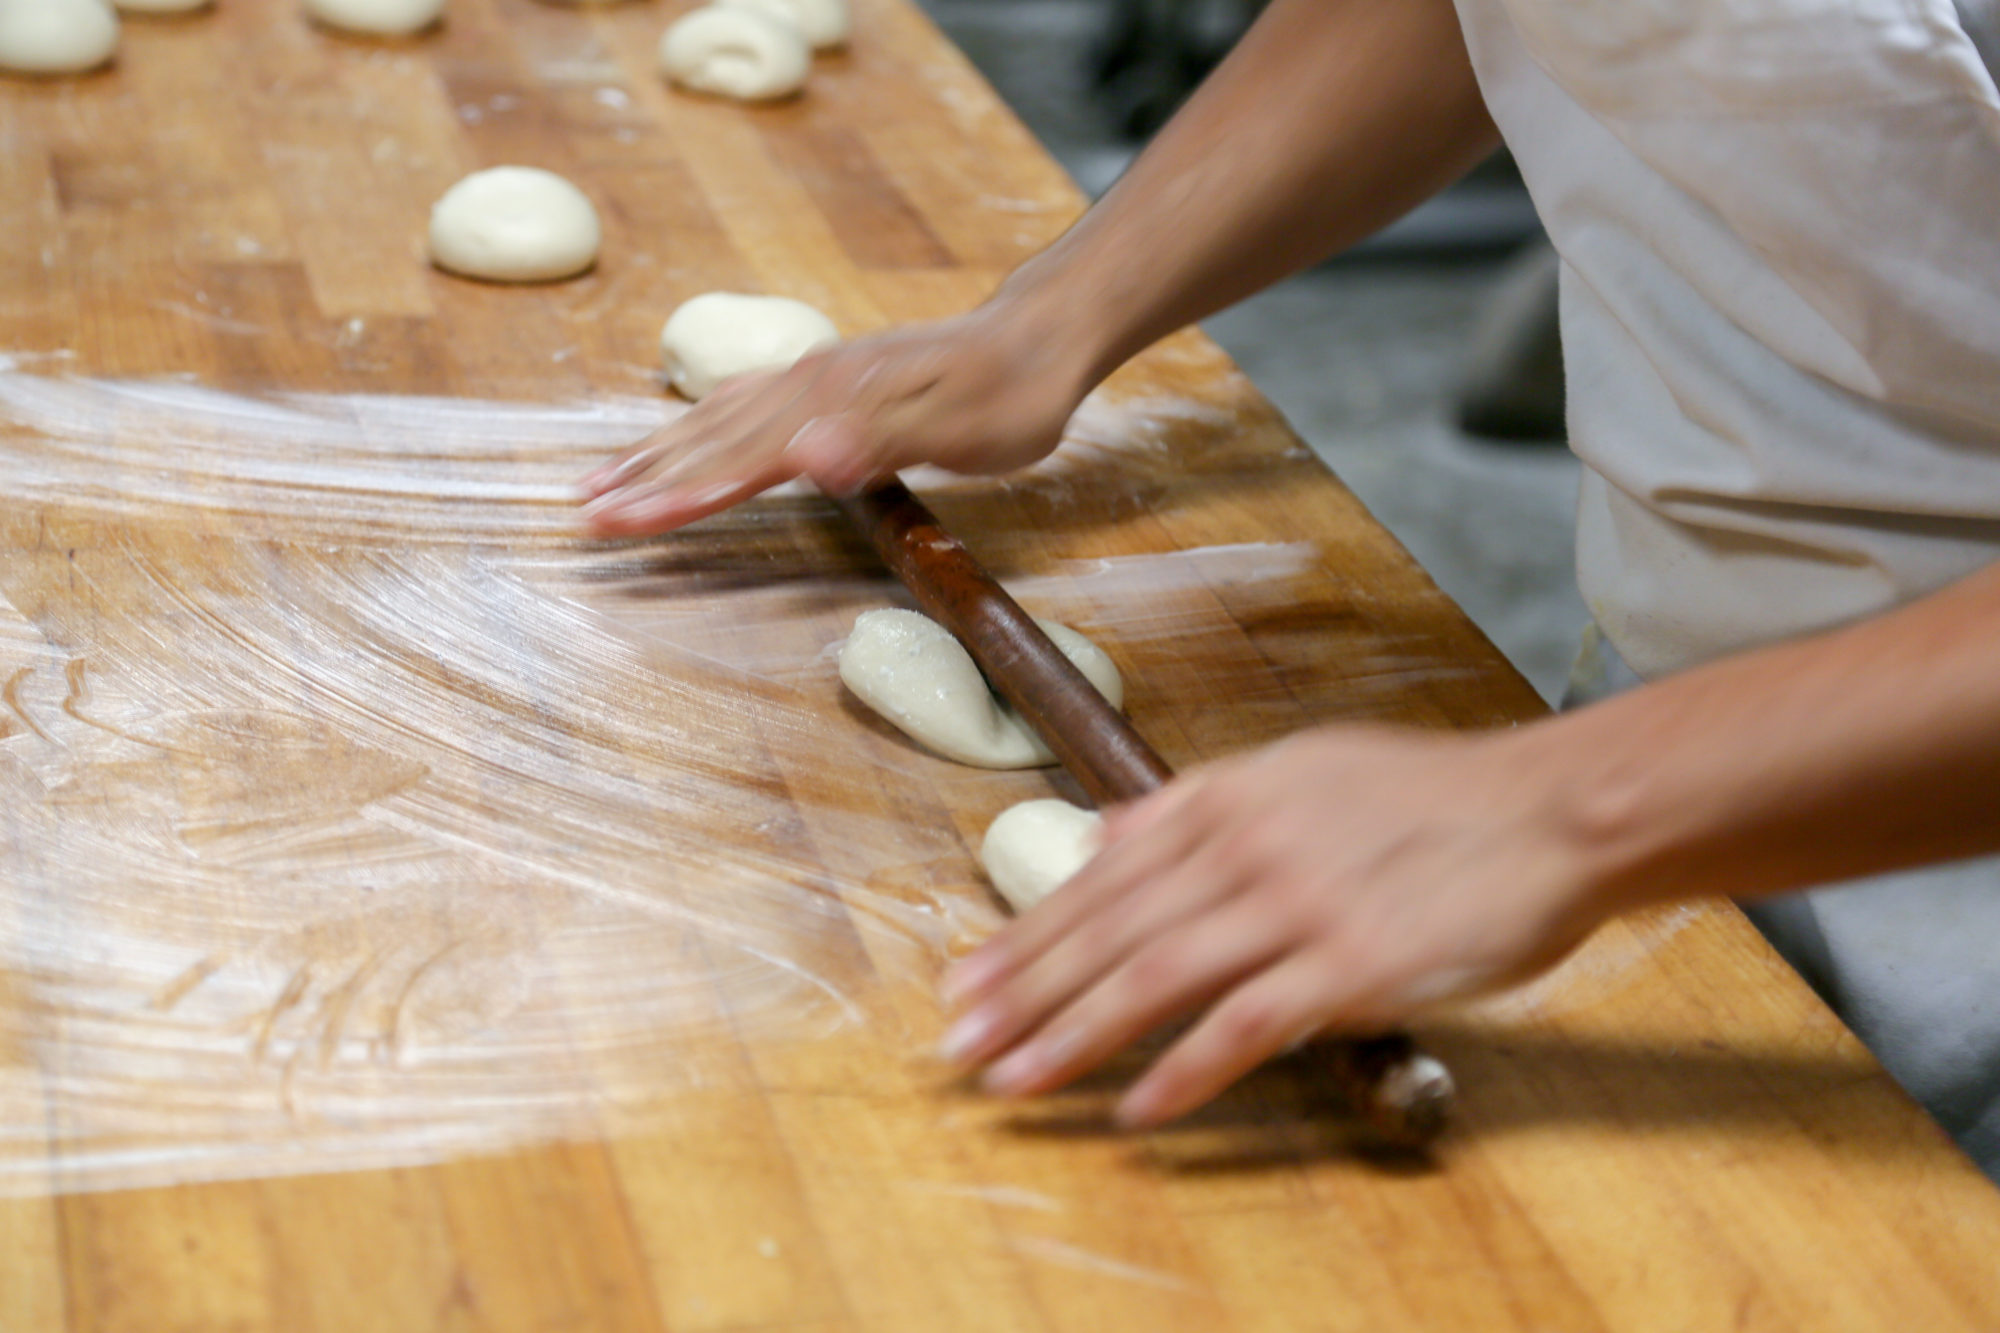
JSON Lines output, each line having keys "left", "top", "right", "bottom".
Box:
{"left": 939, "top": 723, "right": 1633, "bottom": 1126}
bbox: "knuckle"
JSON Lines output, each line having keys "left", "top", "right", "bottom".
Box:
{"left": 1272, "top": 872, "right": 1334, "bottom": 927}
{"left": 1123, "top": 942, "right": 1190, "bottom": 995}
{"left": 1214, "top": 994, "right": 1290, "bottom": 1049}
{"left": 1231, "top": 813, "right": 1295, "bottom": 868}
{"left": 1181, "top": 783, "right": 1235, "bottom": 829}
{"left": 1063, "top": 912, "right": 1126, "bottom": 963}
{"left": 1304, "top": 912, "right": 1364, "bottom": 967}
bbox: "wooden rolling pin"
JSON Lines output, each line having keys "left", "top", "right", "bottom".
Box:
{"left": 835, "top": 478, "right": 1454, "bottom": 1146}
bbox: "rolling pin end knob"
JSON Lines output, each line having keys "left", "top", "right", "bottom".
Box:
{"left": 1326, "top": 1034, "right": 1455, "bottom": 1147}
{"left": 1370, "top": 1053, "right": 1455, "bottom": 1145}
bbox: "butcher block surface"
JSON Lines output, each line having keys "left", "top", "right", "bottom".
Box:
{"left": 1, "top": 0, "right": 1997, "bottom": 1329}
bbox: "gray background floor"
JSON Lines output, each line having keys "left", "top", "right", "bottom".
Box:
{"left": 923, "top": 0, "right": 1590, "bottom": 702}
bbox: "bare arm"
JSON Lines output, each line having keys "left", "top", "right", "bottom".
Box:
{"left": 943, "top": 560, "right": 2000, "bottom": 1126}
{"left": 1555, "top": 560, "right": 2000, "bottom": 909}
{"left": 1000, "top": 0, "right": 1498, "bottom": 384}
{"left": 582, "top": 0, "right": 1495, "bottom": 533}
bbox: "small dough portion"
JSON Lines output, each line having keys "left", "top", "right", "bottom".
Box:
{"left": 720, "top": 0, "right": 846, "bottom": 49}
{"left": 428, "top": 167, "right": 602, "bottom": 283}
{"left": 981, "top": 799, "right": 1102, "bottom": 913}
{"left": 0, "top": 0, "right": 118, "bottom": 75}
{"left": 659, "top": 5, "right": 809, "bottom": 102}
{"left": 660, "top": 292, "right": 839, "bottom": 400}
{"left": 303, "top": 0, "right": 444, "bottom": 37}
{"left": 839, "top": 608, "right": 1123, "bottom": 769}
{"left": 115, "top": 0, "right": 212, "bottom": 13}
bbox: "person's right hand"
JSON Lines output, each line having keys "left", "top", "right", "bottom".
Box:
{"left": 579, "top": 299, "right": 1099, "bottom": 537}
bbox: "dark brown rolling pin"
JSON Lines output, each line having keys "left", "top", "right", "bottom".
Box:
{"left": 835, "top": 478, "right": 1455, "bottom": 1146}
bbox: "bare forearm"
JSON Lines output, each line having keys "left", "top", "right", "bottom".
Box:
{"left": 1546, "top": 561, "right": 2000, "bottom": 909}
{"left": 997, "top": 0, "right": 1496, "bottom": 380}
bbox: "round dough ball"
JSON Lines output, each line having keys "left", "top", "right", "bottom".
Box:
{"left": 838, "top": 608, "right": 1122, "bottom": 769}
{"left": 981, "top": 800, "right": 1103, "bottom": 913}
{"left": 115, "top": 0, "right": 212, "bottom": 13}
{"left": 0, "top": 0, "right": 118, "bottom": 75}
{"left": 303, "top": 0, "right": 443, "bottom": 37}
{"left": 719, "top": 0, "right": 845, "bottom": 50}
{"left": 659, "top": 5, "right": 809, "bottom": 102}
{"left": 659, "top": 292, "right": 838, "bottom": 400}
{"left": 428, "top": 166, "right": 602, "bottom": 283}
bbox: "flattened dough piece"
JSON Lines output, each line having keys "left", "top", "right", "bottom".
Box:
{"left": 304, "top": 0, "right": 445, "bottom": 36}
{"left": 980, "top": 799, "right": 1102, "bottom": 912}
{"left": 659, "top": 291, "right": 839, "bottom": 400}
{"left": 839, "top": 608, "right": 1122, "bottom": 769}
{"left": 428, "top": 166, "right": 602, "bottom": 283}
{"left": 0, "top": 0, "right": 118, "bottom": 75}
{"left": 659, "top": 4, "right": 809, "bottom": 101}
{"left": 720, "top": 0, "right": 847, "bottom": 49}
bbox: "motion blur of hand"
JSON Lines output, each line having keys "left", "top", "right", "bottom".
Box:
{"left": 940, "top": 724, "right": 1621, "bottom": 1127}
{"left": 579, "top": 301, "right": 1097, "bottom": 537}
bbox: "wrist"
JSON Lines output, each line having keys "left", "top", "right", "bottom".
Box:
{"left": 986, "top": 255, "right": 1143, "bottom": 389}
{"left": 1494, "top": 711, "right": 1721, "bottom": 920}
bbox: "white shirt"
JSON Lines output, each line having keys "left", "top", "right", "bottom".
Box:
{"left": 1453, "top": 0, "right": 2000, "bottom": 679}
{"left": 1456, "top": 0, "right": 2000, "bottom": 1180}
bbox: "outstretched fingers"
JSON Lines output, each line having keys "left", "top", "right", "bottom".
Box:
{"left": 943, "top": 774, "right": 1225, "bottom": 1009}
{"left": 978, "top": 897, "right": 1301, "bottom": 1100}
{"left": 580, "top": 384, "right": 821, "bottom": 536}
{"left": 581, "top": 459, "right": 795, "bottom": 535}
{"left": 942, "top": 839, "right": 1252, "bottom": 1069}
{"left": 1115, "top": 946, "right": 1362, "bottom": 1128}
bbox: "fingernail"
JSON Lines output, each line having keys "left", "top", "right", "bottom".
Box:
{"left": 983, "top": 1044, "right": 1048, "bottom": 1095}
{"left": 814, "top": 471, "right": 867, "bottom": 500}
{"left": 1114, "top": 1086, "right": 1162, "bottom": 1129}
{"left": 608, "top": 453, "right": 655, "bottom": 484}
{"left": 938, "top": 1008, "right": 998, "bottom": 1065}
{"left": 683, "top": 482, "right": 741, "bottom": 510}
{"left": 581, "top": 492, "right": 624, "bottom": 518}
{"left": 781, "top": 418, "right": 823, "bottom": 457}
{"left": 941, "top": 954, "right": 998, "bottom": 1006}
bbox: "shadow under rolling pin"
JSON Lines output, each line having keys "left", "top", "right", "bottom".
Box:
{"left": 835, "top": 478, "right": 1454, "bottom": 1147}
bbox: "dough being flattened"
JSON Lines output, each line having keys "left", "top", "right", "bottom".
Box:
{"left": 659, "top": 291, "right": 838, "bottom": 400}
{"left": 838, "top": 608, "right": 1122, "bottom": 769}
{"left": 980, "top": 799, "right": 1102, "bottom": 912}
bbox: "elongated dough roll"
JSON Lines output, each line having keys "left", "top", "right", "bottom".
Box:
{"left": 838, "top": 609, "right": 1123, "bottom": 770}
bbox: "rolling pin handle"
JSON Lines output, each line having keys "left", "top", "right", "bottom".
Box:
{"left": 836, "top": 479, "right": 1454, "bottom": 1145}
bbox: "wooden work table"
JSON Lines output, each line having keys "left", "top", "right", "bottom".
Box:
{"left": 2, "top": 1, "right": 1997, "bottom": 1329}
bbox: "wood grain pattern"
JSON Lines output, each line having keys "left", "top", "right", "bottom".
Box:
{"left": 1, "top": 0, "right": 1998, "bottom": 1329}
